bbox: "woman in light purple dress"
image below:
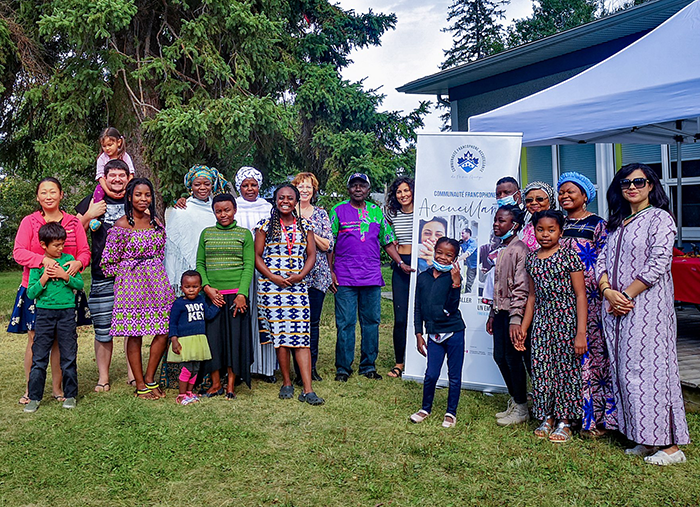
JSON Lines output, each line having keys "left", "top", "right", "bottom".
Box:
{"left": 595, "top": 163, "right": 689, "bottom": 465}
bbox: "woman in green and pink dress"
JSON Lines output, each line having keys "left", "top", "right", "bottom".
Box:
{"left": 101, "top": 178, "right": 176, "bottom": 400}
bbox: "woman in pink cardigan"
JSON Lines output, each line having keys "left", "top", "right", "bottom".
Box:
{"left": 10, "top": 177, "right": 91, "bottom": 405}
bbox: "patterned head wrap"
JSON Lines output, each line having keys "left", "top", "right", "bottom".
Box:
{"left": 523, "top": 180, "right": 556, "bottom": 210}
{"left": 557, "top": 172, "right": 596, "bottom": 203}
{"left": 235, "top": 166, "right": 263, "bottom": 193}
{"left": 184, "top": 165, "right": 229, "bottom": 196}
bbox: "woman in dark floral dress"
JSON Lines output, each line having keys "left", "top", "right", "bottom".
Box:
{"left": 558, "top": 172, "right": 617, "bottom": 437}
{"left": 522, "top": 210, "right": 588, "bottom": 442}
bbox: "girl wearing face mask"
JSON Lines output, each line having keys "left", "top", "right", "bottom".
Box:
{"left": 485, "top": 205, "right": 530, "bottom": 427}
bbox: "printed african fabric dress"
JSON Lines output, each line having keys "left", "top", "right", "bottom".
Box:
{"left": 561, "top": 214, "right": 617, "bottom": 431}
{"left": 101, "top": 226, "right": 176, "bottom": 336}
{"left": 256, "top": 218, "right": 311, "bottom": 348}
{"left": 595, "top": 208, "right": 689, "bottom": 446}
{"left": 526, "top": 247, "right": 585, "bottom": 421}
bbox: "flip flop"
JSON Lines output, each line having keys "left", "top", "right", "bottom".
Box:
{"left": 18, "top": 395, "right": 30, "bottom": 405}
{"left": 52, "top": 395, "right": 66, "bottom": 403}
{"left": 94, "top": 383, "right": 111, "bottom": 393}
{"left": 387, "top": 367, "right": 403, "bottom": 378}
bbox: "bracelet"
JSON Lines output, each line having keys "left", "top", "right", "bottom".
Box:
{"left": 452, "top": 284, "right": 460, "bottom": 289}
{"left": 601, "top": 287, "right": 611, "bottom": 296}
{"left": 397, "top": 260, "right": 403, "bottom": 267}
{"left": 622, "top": 291, "right": 634, "bottom": 302}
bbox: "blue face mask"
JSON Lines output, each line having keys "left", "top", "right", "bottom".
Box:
{"left": 499, "top": 225, "right": 518, "bottom": 241}
{"left": 497, "top": 194, "right": 517, "bottom": 207}
{"left": 432, "top": 260, "right": 453, "bottom": 272}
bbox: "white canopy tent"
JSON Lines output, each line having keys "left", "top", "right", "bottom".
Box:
{"left": 469, "top": 0, "right": 700, "bottom": 243}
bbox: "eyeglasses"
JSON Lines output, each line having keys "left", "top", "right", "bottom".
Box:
{"left": 620, "top": 178, "right": 649, "bottom": 190}
{"left": 524, "top": 196, "right": 548, "bottom": 204}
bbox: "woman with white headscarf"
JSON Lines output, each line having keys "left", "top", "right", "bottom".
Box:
{"left": 165, "top": 165, "right": 231, "bottom": 292}
{"left": 521, "top": 181, "right": 556, "bottom": 252}
{"left": 235, "top": 166, "right": 277, "bottom": 382}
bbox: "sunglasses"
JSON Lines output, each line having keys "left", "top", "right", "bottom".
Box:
{"left": 620, "top": 178, "right": 649, "bottom": 190}
{"left": 525, "top": 196, "right": 548, "bottom": 204}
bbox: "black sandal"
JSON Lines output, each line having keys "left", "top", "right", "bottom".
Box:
{"left": 387, "top": 367, "right": 403, "bottom": 378}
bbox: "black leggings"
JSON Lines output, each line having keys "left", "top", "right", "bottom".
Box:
{"left": 492, "top": 310, "right": 529, "bottom": 405}
{"left": 391, "top": 253, "right": 412, "bottom": 365}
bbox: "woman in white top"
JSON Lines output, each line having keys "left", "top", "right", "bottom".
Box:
{"left": 165, "top": 165, "right": 231, "bottom": 292}
{"left": 385, "top": 176, "right": 414, "bottom": 378}
{"left": 234, "top": 166, "right": 277, "bottom": 382}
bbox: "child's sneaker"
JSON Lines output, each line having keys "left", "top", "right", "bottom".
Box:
{"left": 62, "top": 397, "right": 77, "bottom": 409}
{"left": 23, "top": 400, "right": 40, "bottom": 413}
{"left": 496, "top": 402, "right": 529, "bottom": 426}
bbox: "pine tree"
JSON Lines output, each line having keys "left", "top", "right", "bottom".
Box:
{"left": 441, "top": 0, "right": 509, "bottom": 70}
{"left": 438, "top": 0, "right": 508, "bottom": 130}
{"left": 0, "top": 0, "right": 427, "bottom": 266}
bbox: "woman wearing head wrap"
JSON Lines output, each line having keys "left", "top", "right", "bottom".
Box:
{"left": 557, "top": 172, "right": 616, "bottom": 437}
{"left": 234, "top": 166, "right": 277, "bottom": 382}
{"left": 165, "top": 165, "right": 231, "bottom": 292}
{"left": 521, "top": 181, "right": 555, "bottom": 252}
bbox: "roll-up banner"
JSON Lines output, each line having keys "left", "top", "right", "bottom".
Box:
{"left": 403, "top": 132, "right": 523, "bottom": 392}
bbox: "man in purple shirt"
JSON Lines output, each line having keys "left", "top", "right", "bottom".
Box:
{"left": 329, "top": 173, "right": 413, "bottom": 381}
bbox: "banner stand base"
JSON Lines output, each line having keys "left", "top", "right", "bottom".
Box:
{"left": 402, "top": 374, "right": 508, "bottom": 394}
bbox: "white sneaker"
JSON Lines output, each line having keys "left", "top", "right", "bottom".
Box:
{"left": 495, "top": 397, "right": 515, "bottom": 419}
{"left": 644, "top": 449, "right": 686, "bottom": 466}
{"left": 496, "top": 402, "right": 529, "bottom": 426}
{"left": 625, "top": 444, "right": 658, "bottom": 457}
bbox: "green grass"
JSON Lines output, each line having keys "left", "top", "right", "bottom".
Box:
{"left": 0, "top": 269, "right": 698, "bottom": 506}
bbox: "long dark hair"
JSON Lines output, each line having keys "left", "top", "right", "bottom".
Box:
{"left": 386, "top": 176, "right": 414, "bottom": 215}
{"left": 124, "top": 177, "right": 159, "bottom": 228}
{"left": 263, "top": 183, "right": 307, "bottom": 245}
{"left": 606, "top": 163, "right": 672, "bottom": 232}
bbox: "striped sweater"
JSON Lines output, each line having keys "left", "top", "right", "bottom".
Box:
{"left": 196, "top": 222, "right": 255, "bottom": 297}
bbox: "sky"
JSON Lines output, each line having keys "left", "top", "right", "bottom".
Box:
{"left": 335, "top": 0, "right": 535, "bottom": 133}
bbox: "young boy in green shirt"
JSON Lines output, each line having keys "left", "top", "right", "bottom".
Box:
{"left": 24, "top": 222, "right": 84, "bottom": 413}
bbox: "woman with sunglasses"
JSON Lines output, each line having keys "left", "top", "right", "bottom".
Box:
{"left": 521, "top": 181, "right": 555, "bottom": 251}
{"left": 595, "top": 163, "right": 689, "bottom": 465}
{"left": 556, "top": 172, "right": 616, "bottom": 438}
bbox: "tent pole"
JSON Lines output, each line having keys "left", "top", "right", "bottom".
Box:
{"left": 675, "top": 138, "right": 683, "bottom": 248}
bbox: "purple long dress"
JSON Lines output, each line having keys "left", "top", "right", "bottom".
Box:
{"left": 595, "top": 208, "right": 689, "bottom": 446}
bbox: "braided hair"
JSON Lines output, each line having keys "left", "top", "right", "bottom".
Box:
{"left": 264, "top": 183, "right": 307, "bottom": 246}
{"left": 124, "top": 177, "right": 160, "bottom": 228}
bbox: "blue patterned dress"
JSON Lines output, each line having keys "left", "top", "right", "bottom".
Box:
{"left": 256, "top": 217, "right": 311, "bottom": 348}
{"left": 561, "top": 214, "right": 617, "bottom": 431}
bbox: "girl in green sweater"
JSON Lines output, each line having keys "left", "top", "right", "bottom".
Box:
{"left": 196, "top": 194, "right": 255, "bottom": 399}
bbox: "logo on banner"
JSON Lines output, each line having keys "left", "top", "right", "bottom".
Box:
{"left": 450, "top": 145, "right": 486, "bottom": 176}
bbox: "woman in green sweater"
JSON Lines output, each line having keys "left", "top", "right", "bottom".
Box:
{"left": 196, "top": 194, "right": 255, "bottom": 399}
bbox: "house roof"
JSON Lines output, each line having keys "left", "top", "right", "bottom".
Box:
{"left": 397, "top": 0, "right": 694, "bottom": 96}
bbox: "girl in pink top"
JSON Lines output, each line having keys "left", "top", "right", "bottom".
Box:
{"left": 10, "top": 177, "right": 91, "bottom": 405}
{"left": 93, "top": 127, "right": 135, "bottom": 204}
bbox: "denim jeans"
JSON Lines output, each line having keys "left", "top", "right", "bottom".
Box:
{"left": 28, "top": 308, "right": 78, "bottom": 401}
{"left": 422, "top": 330, "right": 465, "bottom": 416}
{"left": 334, "top": 285, "right": 381, "bottom": 375}
{"left": 492, "top": 310, "right": 529, "bottom": 405}
{"left": 293, "top": 287, "right": 326, "bottom": 377}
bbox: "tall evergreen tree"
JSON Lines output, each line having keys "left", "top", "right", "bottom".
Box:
{"left": 441, "top": 0, "right": 509, "bottom": 70}
{"left": 439, "top": 0, "right": 509, "bottom": 130}
{"left": 0, "top": 0, "right": 427, "bottom": 265}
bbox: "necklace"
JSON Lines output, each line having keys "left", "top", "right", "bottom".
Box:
{"left": 624, "top": 204, "right": 652, "bottom": 222}
{"left": 280, "top": 217, "right": 297, "bottom": 256}
{"left": 567, "top": 214, "right": 591, "bottom": 234}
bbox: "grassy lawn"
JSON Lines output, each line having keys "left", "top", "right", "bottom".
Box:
{"left": 0, "top": 269, "right": 698, "bottom": 506}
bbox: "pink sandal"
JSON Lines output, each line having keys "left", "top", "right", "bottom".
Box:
{"left": 410, "top": 410, "right": 430, "bottom": 423}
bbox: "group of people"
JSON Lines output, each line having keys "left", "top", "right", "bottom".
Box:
{"left": 8, "top": 126, "right": 689, "bottom": 465}
{"left": 410, "top": 167, "right": 687, "bottom": 466}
